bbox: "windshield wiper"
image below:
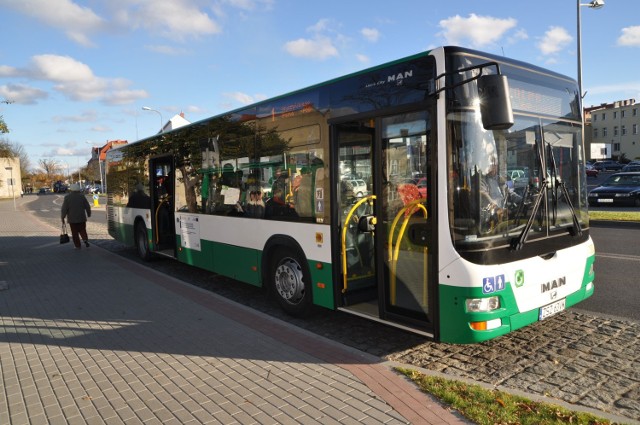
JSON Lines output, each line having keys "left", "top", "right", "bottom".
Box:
{"left": 511, "top": 136, "right": 546, "bottom": 251}
{"left": 510, "top": 181, "right": 545, "bottom": 251}
{"left": 547, "top": 142, "right": 582, "bottom": 237}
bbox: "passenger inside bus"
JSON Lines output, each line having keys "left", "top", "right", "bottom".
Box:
{"left": 127, "top": 183, "right": 151, "bottom": 209}
{"left": 243, "top": 173, "right": 265, "bottom": 218}
{"left": 293, "top": 167, "right": 313, "bottom": 217}
{"left": 266, "top": 166, "right": 297, "bottom": 218}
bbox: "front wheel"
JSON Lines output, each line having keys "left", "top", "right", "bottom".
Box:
{"left": 135, "top": 222, "right": 152, "bottom": 261}
{"left": 269, "top": 247, "right": 312, "bottom": 316}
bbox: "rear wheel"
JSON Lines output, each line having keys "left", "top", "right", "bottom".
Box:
{"left": 270, "top": 247, "right": 312, "bottom": 316}
{"left": 135, "top": 222, "right": 152, "bottom": 261}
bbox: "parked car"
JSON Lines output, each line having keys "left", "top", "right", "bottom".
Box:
{"left": 621, "top": 164, "right": 640, "bottom": 172}
{"left": 507, "top": 167, "right": 529, "bottom": 192}
{"left": 85, "top": 185, "right": 102, "bottom": 194}
{"left": 346, "top": 179, "right": 368, "bottom": 198}
{"left": 37, "top": 187, "right": 51, "bottom": 195}
{"left": 592, "top": 160, "right": 624, "bottom": 171}
{"left": 585, "top": 164, "right": 599, "bottom": 177}
{"left": 53, "top": 181, "right": 68, "bottom": 193}
{"left": 588, "top": 172, "right": 640, "bottom": 207}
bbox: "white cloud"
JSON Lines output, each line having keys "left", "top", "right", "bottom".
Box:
{"left": 52, "top": 110, "right": 98, "bottom": 123}
{"left": 185, "top": 105, "right": 207, "bottom": 114}
{"left": 438, "top": 14, "right": 517, "bottom": 48}
{"left": 508, "top": 29, "right": 529, "bottom": 44}
{"left": 356, "top": 54, "right": 370, "bottom": 63}
{"left": 307, "top": 18, "right": 335, "bottom": 34}
{"left": 0, "top": 83, "right": 48, "bottom": 105}
{"left": 145, "top": 45, "right": 191, "bottom": 55}
{"left": 537, "top": 26, "right": 573, "bottom": 55}
{"left": 217, "top": 0, "right": 274, "bottom": 12}
{"left": 361, "top": 28, "right": 380, "bottom": 43}
{"left": 0, "top": 0, "right": 275, "bottom": 46}
{"left": 223, "top": 92, "right": 267, "bottom": 105}
{"left": 29, "top": 55, "right": 95, "bottom": 83}
{"left": 103, "top": 89, "right": 149, "bottom": 105}
{"left": 91, "top": 125, "right": 112, "bottom": 132}
{"left": 588, "top": 81, "right": 640, "bottom": 95}
{"left": 1, "top": 54, "right": 147, "bottom": 105}
{"left": 0, "top": 0, "right": 105, "bottom": 47}
{"left": 284, "top": 37, "right": 339, "bottom": 60}
{"left": 618, "top": 26, "right": 640, "bottom": 47}
{"left": 113, "top": 0, "right": 222, "bottom": 40}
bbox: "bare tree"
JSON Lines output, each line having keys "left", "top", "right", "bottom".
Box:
{"left": 39, "top": 158, "right": 60, "bottom": 184}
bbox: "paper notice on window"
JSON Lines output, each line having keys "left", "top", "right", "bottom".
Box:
{"left": 180, "top": 215, "right": 201, "bottom": 251}
{"left": 222, "top": 186, "right": 240, "bottom": 205}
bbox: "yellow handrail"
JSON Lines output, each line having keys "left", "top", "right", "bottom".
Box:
{"left": 154, "top": 197, "right": 169, "bottom": 244}
{"left": 341, "top": 195, "right": 376, "bottom": 293}
{"left": 388, "top": 199, "right": 427, "bottom": 306}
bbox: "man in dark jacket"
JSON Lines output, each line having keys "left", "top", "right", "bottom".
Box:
{"left": 61, "top": 183, "right": 92, "bottom": 249}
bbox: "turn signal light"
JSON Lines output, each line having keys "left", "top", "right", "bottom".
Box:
{"left": 470, "top": 318, "right": 501, "bottom": 331}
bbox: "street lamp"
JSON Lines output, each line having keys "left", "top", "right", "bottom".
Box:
{"left": 142, "top": 106, "right": 164, "bottom": 133}
{"left": 4, "top": 166, "right": 15, "bottom": 211}
{"left": 577, "top": 0, "right": 605, "bottom": 105}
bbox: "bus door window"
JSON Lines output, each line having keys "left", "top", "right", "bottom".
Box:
{"left": 152, "top": 162, "right": 174, "bottom": 246}
{"left": 380, "top": 111, "right": 431, "bottom": 317}
{"left": 336, "top": 123, "right": 375, "bottom": 295}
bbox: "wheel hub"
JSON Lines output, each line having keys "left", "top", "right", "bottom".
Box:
{"left": 275, "top": 258, "right": 305, "bottom": 305}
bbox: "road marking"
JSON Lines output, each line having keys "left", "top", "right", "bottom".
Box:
{"left": 596, "top": 252, "right": 640, "bottom": 262}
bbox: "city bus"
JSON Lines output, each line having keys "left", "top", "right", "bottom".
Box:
{"left": 106, "top": 46, "right": 595, "bottom": 344}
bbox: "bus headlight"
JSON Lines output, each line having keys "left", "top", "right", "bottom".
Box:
{"left": 466, "top": 296, "right": 500, "bottom": 312}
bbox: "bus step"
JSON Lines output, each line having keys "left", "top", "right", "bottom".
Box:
{"left": 342, "top": 287, "right": 377, "bottom": 306}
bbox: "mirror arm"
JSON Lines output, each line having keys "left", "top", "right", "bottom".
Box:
{"left": 430, "top": 62, "right": 502, "bottom": 97}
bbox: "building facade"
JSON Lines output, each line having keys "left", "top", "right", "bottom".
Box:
{"left": 585, "top": 99, "right": 640, "bottom": 161}
{"left": 1, "top": 157, "right": 22, "bottom": 199}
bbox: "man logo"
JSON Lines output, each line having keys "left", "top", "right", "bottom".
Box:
{"left": 515, "top": 269, "right": 525, "bottom": 288}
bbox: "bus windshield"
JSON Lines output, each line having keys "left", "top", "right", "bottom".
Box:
{"left": 446, "top": 54, "right": 588, "bottom": 256}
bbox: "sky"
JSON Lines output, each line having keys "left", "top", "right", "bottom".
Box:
{"left": 1, "top": 0, "right": 639, "bottom": 173}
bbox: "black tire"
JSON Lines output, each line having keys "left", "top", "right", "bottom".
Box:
{"left": 135, "top": 222, "right": 152, "bottom": 261}
{"left": 269, "top": 247, "right": 312, "bottom": 316}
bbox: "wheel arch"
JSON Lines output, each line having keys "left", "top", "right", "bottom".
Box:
{"left": 261, "top": 234, "right": 308, "bottom": 284}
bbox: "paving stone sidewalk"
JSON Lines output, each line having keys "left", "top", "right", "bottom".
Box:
{"left": 12, "top": 195, "right": 640, "bottom": 424}
{"left": 1, "top": 197, "right": 467, "bottom": 424}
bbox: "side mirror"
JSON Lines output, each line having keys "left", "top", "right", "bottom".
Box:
{"left": 478, "top": 74, "right": 514, "bottom": 131}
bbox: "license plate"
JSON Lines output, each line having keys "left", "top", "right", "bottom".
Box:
{"left": 539, "top": 298, "right": 565, "bottom": 320}
{"left": 597, "top": 199, "right": 613, "bottom": 203}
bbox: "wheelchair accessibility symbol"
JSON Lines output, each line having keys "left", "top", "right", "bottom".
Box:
{"left": 482, "top": 274, "right": 506, "bottom": 295}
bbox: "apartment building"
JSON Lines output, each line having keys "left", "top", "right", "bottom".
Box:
{"left": 585, "top": 98, "right": 640, "bottom": 161}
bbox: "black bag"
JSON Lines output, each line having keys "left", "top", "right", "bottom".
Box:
{"left": 60, "top": 224, "right": 70, "bottom": 244}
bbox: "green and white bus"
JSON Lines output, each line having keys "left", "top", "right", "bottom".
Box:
{"left": 106, "top": 46, "right": 595, "bottom": 344}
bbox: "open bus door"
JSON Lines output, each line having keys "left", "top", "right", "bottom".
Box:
{"left": 333, "top": 112, "right": 436, "bottom": 336}
{"left": 149, "top": 155, "right": 177, "bottom": 256}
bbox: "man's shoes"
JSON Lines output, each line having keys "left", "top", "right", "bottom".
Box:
{"left": 84, "top": 240, "right": 90, "bottom": 248}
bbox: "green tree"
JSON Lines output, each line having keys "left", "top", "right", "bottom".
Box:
{"left": 1, "top": 99, "right": 12, "bottom": 134}
{"left": 0, "top": 139, "right": 15, "bottom": 157}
